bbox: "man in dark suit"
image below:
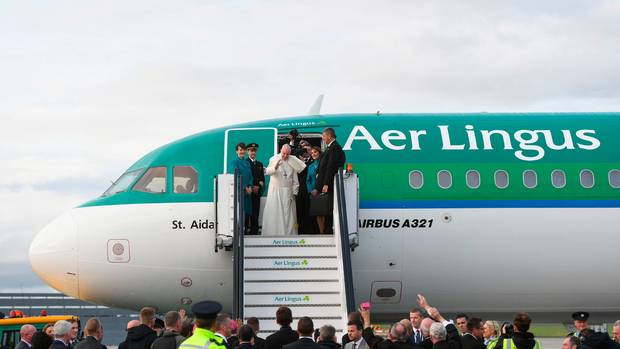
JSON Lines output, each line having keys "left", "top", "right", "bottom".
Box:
{"left": 343, "top": 322, "right": 368, "bottom": 349}
{"left": 317, "top": 325, "right": 340, "bottom": 349}
{"left": 15, "top": 325, "right": 36, "bottom": 349}
{"left": 415, "top": 295, "right": 461, "bottom": 349}
{"left": 214, "top": 314, "right": 233, "bottom": 349}
{"left": 265, "top": 307, "right": 298, "bottom": 349}
{"left": 119, "top": 307, "right": 158, "bottom": 349}
{"left": 282, "top": 317, "right": 322, "bottom": 349}
{"left": 246, "top": 143, "right": 265, "bottom": 235}
{"left": 235, "top": 325, "right": 255, "bottom": 349}
{"left": 417, "top": 318, "right": 435, "bottom": 349}
{"left": 460, "top": 319, "right": 485, "bottom": 349}
{"left": 151, "top": 311, "right": 185, "bottom": 349}
{"left": 74, "top": 318, "right": 106, "bottom": 349}
{"left": 247, "top": 317, "right": 265, "bottom": 349}
{"left": 312, "top": 127, "right": 346, "bottom": 233}
{"left": 429, "top": 323, "right": 459, "bottom": 349}
{"left": 376, "top": 323, "right": 415, "bottom": 349}
{"left": 50, "top": 321, "right": 73, "bottom": 349}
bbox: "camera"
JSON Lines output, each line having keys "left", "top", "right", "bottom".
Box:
{"left": 502, "top": 322, "right": 514, "bottom": 336}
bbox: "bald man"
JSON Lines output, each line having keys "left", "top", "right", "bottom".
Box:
{"left": 15, "top": 325, "right": 36, "bottom": 349}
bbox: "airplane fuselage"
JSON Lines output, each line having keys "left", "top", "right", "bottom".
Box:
{"left": 29, "top": 113, "right": 620, "bottom": 318}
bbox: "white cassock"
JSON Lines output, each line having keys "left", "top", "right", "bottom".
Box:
{"left": 261, "top": 155, "right": 306, "bottom": 235}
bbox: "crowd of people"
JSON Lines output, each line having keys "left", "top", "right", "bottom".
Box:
{"left": 229, "top": 127, "right": 346, "bottom": 236}
{"left": 10, "top": 295, "right": 620, "bottom": 349}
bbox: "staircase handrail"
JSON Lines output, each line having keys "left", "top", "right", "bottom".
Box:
{"left": 335, "top": 168, "right": 356, "bottom": 314}
{"left": 232, "top": 169, "right": 245, "bottom": 320}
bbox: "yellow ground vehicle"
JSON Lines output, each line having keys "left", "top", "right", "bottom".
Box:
{"left": 0, "top": 316, "right": 79, "bottom": 349}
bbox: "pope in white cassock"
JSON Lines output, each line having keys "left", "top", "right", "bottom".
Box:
{"left": 261, "top": 144, "right": 307, "bottom": 235}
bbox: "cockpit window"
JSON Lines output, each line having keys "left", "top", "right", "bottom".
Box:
{"left": 133, "top": 167, "right": 167, "bottom": 193}
{"left": 102, "top": 169, "right": 143, "bottom": 196}
{"left": 173, "top": 166, "right": 198, "bottom": 193}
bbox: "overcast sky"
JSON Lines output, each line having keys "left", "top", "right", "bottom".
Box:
{"left": 2, "top": 0, "right": 620, "bottom": 293}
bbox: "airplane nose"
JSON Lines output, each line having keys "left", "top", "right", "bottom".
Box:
{"left": 29, "top": 211, "right": 79, "bottom": 297}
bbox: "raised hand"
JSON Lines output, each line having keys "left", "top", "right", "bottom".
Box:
{"left": 417, "top": 294, "right": 429, "bottom": 309}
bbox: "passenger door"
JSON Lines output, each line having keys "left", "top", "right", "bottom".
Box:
{"left": 224, "top": 128, "right": 277, "bottom": 175}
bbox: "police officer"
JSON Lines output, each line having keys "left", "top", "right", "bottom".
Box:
{"left": 179, "top": 301, "right": 227, "bottom": 349}
{"left": 246, "top": 143, "right": 265, "bottom": 235}
{"left": 569, "top": 312, "right": 589, "bottom": 337}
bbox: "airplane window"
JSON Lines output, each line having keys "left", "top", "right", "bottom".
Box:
{"left": 494, "top": 170, "right": 509, "bottom": 189}
{"left": 102, "top": 169, "right": 143, "bottom": 196}
{"left": 133, "top": 167, "right": 167, "bottom": 193}
{"left": 466, "top": 170, "right": 480, "bottom": 189}
{"left": 523, "top": 170, "right": 537, "bottom": 188}
{"left": 437, "top": 170, "right": 452, "bottom": 189}
{"left": 580, "top": 170, "right": 595, "bottom": 189}
{"left": 174, "top": 166, "right": 198, "bottom": 194}
{"left": 609, "top": 170, "right": 620, "bottom": 189}
{"left": 409, "top": 170, "right": 424, "bottom": 189}
{"left": 551, "top": 170, "right": 566, "bottom": 188}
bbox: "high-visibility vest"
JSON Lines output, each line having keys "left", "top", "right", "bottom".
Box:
{"left": 502, "top": 338, "right": 542, "bottom": 349}
{"left": 487, "top": 338, "right": 499, "bottom": 349}
{"left": 179, "top": 328, "right": 226, "bottom": 349}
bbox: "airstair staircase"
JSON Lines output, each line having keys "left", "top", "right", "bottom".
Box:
{"left": 215, "top": 169, "right": 359, "bottom": 338}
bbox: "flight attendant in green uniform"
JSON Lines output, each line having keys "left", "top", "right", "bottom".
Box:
{"left": 229, "top": 142, "right": 254, "bottom": 219}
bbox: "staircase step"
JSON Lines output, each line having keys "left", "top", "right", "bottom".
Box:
{"left": 244, "top": 305, "right": 343, "bottom": 319}
{"left": 244, "top": 280, "right": 341, "bottom": 293}
{"left": 244, "top": 269, "right": 339, "bottom": 281}
{"left": 244, "top": 246, "right": 337, "bottom": 257}
{"left": 244, "top": 236, "right": 335, "bottom": 247}
{"left": 243, "top": 257, "right": 338, "bottom": 269}
{"left": 244, "top": 293, "right": 342, "bottom": 306}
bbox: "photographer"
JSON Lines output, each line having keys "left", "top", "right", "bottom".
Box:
{"left": 495, "top": 313, "right": 541, "bottom": 349}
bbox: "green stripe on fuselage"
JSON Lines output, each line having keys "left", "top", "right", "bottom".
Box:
{"left": 79, "top": 113, "right": 620, "bottom": 208}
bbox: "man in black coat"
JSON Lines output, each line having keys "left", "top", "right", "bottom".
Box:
{"left": 246, "top": 317, "right": 265, "bottom": 349}
{"left": 119, "top": 307, "right": 158, "bottom": 349}
{"left": 150, "top": 311, "right": 185, "bottom": 349}
{"left": 317, "top": 325, "right": 340, "bottom": 349}
{"left": 494, "top": 313, "right": 539, "bottom": 349}
{"left": 264, "top": 307, "right": 298, "bottom": 349}
{"left": 235, "top": 325, "right": 255, "bottom": 349}
{"left": 312, "top": 127, "right": 346, "bottom": 233}
{"left": 282, "top": 317, "right": 322, "bottom": 349}
{"left": 459, "top": 319, "right": 485, "bottom": 349}
{"left": 429, "top": 323, "right": 459, "bottom": 349}
{"left": 15, "top": 325, "right": 36, "bottom": 349}
{"left": 376, "top": 323, "right": 415, "bottom": 349}
{"left": 246, "top": 143, "right": 265, "bottom": 235}
{"left": 74, "top": 318, "right": 106, "bottom": 349}
{"left": 415, "top": 295, "right": 461, "bottom": 349}
{"left": 50, "top": 321, "right": 73, "bottom": 349}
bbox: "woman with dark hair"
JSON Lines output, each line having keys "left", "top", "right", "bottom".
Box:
{"left": 32, "top": 331, "right": 53, "bottom": 349}
{"left": 42, "top": 324, "right": 54, "bottom": 338}
{"left": 306, "top": 146, "right": 325, "bottom": 234}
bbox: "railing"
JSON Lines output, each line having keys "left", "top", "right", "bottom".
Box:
{"left": 232, "top": 170, "right": 245, "bottom": 320}
{"left": 334, "top": 168, "right": 356, "bottom": 313}
{"left": 213, "top": 175, "right": 219, "bottom": 252}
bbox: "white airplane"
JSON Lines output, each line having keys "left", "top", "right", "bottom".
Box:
{"left": 29, "top": 108, "right": 620, "bottom": 328}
